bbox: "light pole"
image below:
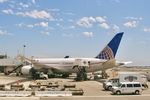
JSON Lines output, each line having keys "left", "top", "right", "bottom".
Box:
{"left": 23, "top": 45, "right": 26, "bottom": 64}
{"left": 23, "top": 45, "right": 26, "bottom": 57}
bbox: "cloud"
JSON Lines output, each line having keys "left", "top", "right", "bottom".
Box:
{"left": 16, "top": 23, "right": 31, "bottom": 28}
{"left": 16, "top": 23, "right": 24, "bottom": 27}
{"left": 99, "top": 23, "right": 110, "bottom": 29}
{"left": 26, "top": 24, "right": 34, "bottom": 28}
{"left": 19, "top": 3, "right": 29, "bottom": 8}
{"left": 62, "top": 33, "right": 73, "bottom": 37}
{"left": 32, "top": 0, "right": 36, "bottom": 4}
{"left": 95, "top": 16, "right": 106, "bottom": 23}
{"left": 16, "top": 10, "right": 53, "bottom": 20}
{"left": 69, "top": 26, "right": 75, "bottom": 29}
{"left": 111, "top": 0, "right": 120, "bottom": 3}
{"left": 124, "top": 17, "right": 142, "bottom": 28}
{"left": 0, "top": 30, "right": 7, "bottom": 35}
{"left": 35, "top": 22, "right": 48, "bottom": 28}
{"left": 50, "top": 9, "right": 60, "bottom": 12}
{"left": 17, "top": 22, "right": 49, "bottom": 28}
{"left": 125, "top": 17, "right": 143, "bottom": 20}
{"left": 16, "top": 23, "right": 34, "bottom": 28}
{"left": 0, "top": 0, "right": 7, "bottom": 3}
{"left": 143, "top": 28, "right": 150, "bottom": 32}
{"left": 2, "top": 9, "right": 54, "bottom": 21}
{"left": 96, "top": 16, "right": 110, "bottom": 29}
{"left": 41, "top": 31, "right": 50, "bottom": 35}
{"left": 77, "top": 16, "right": 110, "bottom": 30}
{"left": 112, "top": 24, "right": 120, "bottom": 32}
{"left": 68, "top": 19, "right": 74, "bottom": 22}
{"left": 56, "top": 23, "right": 75, "bottom": 30}
{"left": 64, "top": 12, "right": 75, "bottom": 16}
{"left": 0, "top": 30, "right": 11, "bottom": 36}
{"left": 2, "top": 9, "right": 14, "bottom": 14}
{"left": 123, "top": 20, "right": 139, "bottom": 28}
{"left": 82, "top": 32, "right": 93, "bottom": 37}
{"left": 77, "top": 17, "right": 96, "bottom": 28}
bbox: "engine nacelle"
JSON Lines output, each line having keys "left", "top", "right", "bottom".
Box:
{"left": 21, "top": 65, "right": 32, "bottom": 75}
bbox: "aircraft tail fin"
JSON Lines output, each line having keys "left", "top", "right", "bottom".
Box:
{"left": 95, "top": 32, "right": 124, "bottom": 60}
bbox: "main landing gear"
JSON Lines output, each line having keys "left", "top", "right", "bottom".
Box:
{"left": 101, "top": 70, "right": 108, "bottom": 79}
{"left": 73, "top": 66, "right": 87, "bottom": 81}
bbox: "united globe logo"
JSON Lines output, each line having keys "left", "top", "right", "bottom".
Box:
{"left": 98, "top": 46, "right": 114, "bottom": 60}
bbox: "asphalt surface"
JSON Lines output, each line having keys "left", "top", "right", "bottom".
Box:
{"left": 0, "top": 68, "right": 150, "bottom": 100}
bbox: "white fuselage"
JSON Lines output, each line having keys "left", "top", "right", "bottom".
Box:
{"left": 32, "top": 58, "right": 116, "bottom": 74}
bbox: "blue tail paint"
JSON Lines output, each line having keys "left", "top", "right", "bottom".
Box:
{"left": 95, "top": 32, "right": 124, "bottom": 60}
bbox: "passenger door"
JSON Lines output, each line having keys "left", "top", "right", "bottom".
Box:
{"left": 120, "top": 84, "right": 126, "bottom": 94}
{"left": 126, "top": 84, "right": 133, "bottom": 93}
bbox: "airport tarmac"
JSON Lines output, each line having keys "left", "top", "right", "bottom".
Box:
{"left": 0, "top": 67, "right": 150, "bottom": 100}
{"left": 1, "top": 74, "right": 149, "bottom": 96}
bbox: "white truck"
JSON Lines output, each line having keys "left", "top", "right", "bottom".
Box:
{"left": 103, "top": 72, "right": 148, "bottom": 90}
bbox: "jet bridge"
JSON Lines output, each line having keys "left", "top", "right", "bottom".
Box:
{"left": 0, "top": 58, "right": 23, "bottom": 75}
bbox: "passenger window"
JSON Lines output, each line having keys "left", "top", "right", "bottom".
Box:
{"left": 121, "top": 84, "right": 125, "bottom": 88}
{"left": 127, "top": 84, "right": 133, "bottom": 88}
{"left": 134, "top": 84, "right": 141, "bottom": 87}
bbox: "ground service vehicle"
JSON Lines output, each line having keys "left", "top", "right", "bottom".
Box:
{"left": 34, "top": 72, "right": 48, "bottom": 80}
{"left": 103, "top": 72, "right": 148, "bottom": 90}
{"left": 111, "top": 82, "right": 143, "bottom": 95}
{"left": 103, "top": 78, "right": 119, "bottom": 90}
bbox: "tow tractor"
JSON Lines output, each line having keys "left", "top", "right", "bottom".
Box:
{"left": 33, "top": 71, "right": 48, "bottom": 80}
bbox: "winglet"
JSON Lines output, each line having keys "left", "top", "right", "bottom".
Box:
{"left": 95, "top": 32, "right": 124, "bottom": 60}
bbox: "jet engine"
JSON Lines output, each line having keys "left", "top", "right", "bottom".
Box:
{"left": 21, "top": 65, "right": 32, "bottom": 75}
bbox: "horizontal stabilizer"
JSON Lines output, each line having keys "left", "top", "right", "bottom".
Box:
{"left": 116, "top": 61, "right": 132, "bottom": 66}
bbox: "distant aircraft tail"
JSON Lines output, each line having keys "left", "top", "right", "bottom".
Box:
{"left": 95, "top": 32, "right": 124, "bottom": 60}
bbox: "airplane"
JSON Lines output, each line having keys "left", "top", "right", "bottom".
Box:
{"left": 19, "top": 32, "right": 127, "bottom": 81}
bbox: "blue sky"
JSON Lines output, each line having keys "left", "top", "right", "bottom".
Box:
{"left": 0, "top": 0, "right": 150, "bottom": 66}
